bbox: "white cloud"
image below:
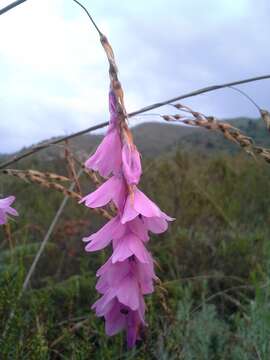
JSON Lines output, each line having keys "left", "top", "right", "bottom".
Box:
{"left": 0, "top": 0, "right": 269, "bottom": 153}
{"left": 0, "top": 0, "right": 104, "bottom": 71}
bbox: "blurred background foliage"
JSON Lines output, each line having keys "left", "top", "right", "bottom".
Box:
{"left": 1, "top": 120, "right": 270, "bottom": 359}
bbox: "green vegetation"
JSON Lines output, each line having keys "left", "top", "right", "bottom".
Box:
{"left": 1, "top": 121, "right": 270, "bottom": 359}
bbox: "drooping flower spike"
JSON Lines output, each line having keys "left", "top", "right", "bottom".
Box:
{"left": 80, "top": 26, "right": 173, "bottom": 349}
{"left": 80, "top": 89, "right": 174, "bottom": 347}
{"left": 0, "top": 196, "right": 18, "bottom": 225}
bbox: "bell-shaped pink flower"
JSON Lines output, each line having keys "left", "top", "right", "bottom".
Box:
{"left": 112, "top": 232, "right": 150, "bottom": 264}
{"left": 85, "top": 127, "right": 122, "bottom": 178}
{"left": 96, "top": 257, "right": 131, "bottom": 293}
{"left": 133, "top": 256, "right": 156, "bottom": 295}
{"left": 122, "top": 143, "right": 142, "bottom": 185}
{"left": 128, "top": 216, "right": 149, "bottom": 242}
{"left": 83, "top": 215, "right": 126, "bottom": 252}
{"left": 104, "top": 298, "right": 127, "bottom": 335}
{"left": 93, "top": 272, "right": 140, "bottom": 312}
{"left": 80, "top": 175, "right": 127, "bottom": 210}
{"left": 83, "top": 216, "right": 150, "bottom": 253}
{"left": 104, "top": 298, "right": 145, "bottom": 348}
{"left": 126, "top": 305, "right": 145, "bottom": 348}
{"left": 85, "top": 90, "right": 122, "bottom": 178}
{"left": 0, "top": 196, "right": 18, "bottom": 225}
{"left": 93, "top": 257, "right": 150, "bottom": 347}
{"left": 121, "top": 187, "right": 174, "bottom": 231}
{"left": 95, "top": 257, "right": 156, "bottom": 299}
{"left": 142, "top": 213, "right": 174, "bottom": 234}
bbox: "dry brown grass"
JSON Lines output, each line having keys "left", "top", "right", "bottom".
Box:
{"left": 162, "top": 102, "right": 270, "bottom": 164}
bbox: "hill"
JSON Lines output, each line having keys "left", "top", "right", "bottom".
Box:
{"left": 1, "top": 117, "right": 269, "bottom": 166}
{"left": 2, "top": 117, "right": 270, "bottom": 358}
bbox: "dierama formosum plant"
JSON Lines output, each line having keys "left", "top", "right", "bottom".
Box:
{"left": 80, "top": 90, "right": 174, "bottom": 347}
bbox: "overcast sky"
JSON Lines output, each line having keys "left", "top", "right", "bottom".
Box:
{"left": 0, "top": 0, "right": 269, "bottom": 153}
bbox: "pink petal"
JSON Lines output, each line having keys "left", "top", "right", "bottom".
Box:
{"left": 136, "top": 259, "right": 156, "bottom": 294}
{"left": 143, "top": 216, "right": 168, "bottom": 234}
{"left": 85, "top": 128, "right": 122, "bottom": 178}
{"left": 161, "top": 211, "right": 175, "bottom": 222}
{"left": 80, "top": 176, "right": 126, "bottom": 209}
{"left": 96, "top": 258, "right": 131, "bottom": 285}
{"left": 121, "top": 187, "right": 162, "bottom": 223}
{"left": 83, "top": 216, "right": 126, "bottom": 252}
{"left": 116, "top": 274, "right": 140, "bottom": 311}
{"left": 122, "top": 143, "right": 142, "bottom": 185}
{"left": 112, "top": 233, "right": 150, "bottom": 264}
{"left": 137, "top": 295, "right": 146, "bottom": 324}
{"left": 6, "top": 207, "right": 18, "bottom": 217}
{"left": 128, "top": 236, "right": 149, "bottom": 264}
{"left": 133, "top": 189, "right": 162, "bottom": 218}
{"left": 96, "top": 275, "right": 109, "bottom": 294}
{"left": 128, "top": 217, "right": 149, "bottom": 242}
{"left": 105, "top": 299, "right": 126, "bottom": 336}
{"left": 0, "top": 196, "right": 16, "bottom": 208}
{"left": 0, "top": 210, "right": 7, "bottom": 225}
{"left": 0, "top": 196, "right": 18, "bottom": 225}
{"left": 92, "top": 290, "right": 116, "bottom": 316}
{"left": 121, "top": 195, "right": 138, "bottom": 223}
{"left": 112, "top": 237, "right": 133, "bottom": 263}
{"left": 127, "top": 311, "right": 141, "bottom": 348}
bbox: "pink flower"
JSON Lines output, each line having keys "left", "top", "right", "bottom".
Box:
{"left": 122, "top": 143, "right": 142, "bottom": 185}
{"left": 92, "top": 257, "right": 154, "bottom": 346}
{"left": 103, "top": 298, "right": 145, "bottom": 348}
{"left": 0, "top": 196, "right": 18, "bottom": 225}
{"left": 128, "top": 216, "right": 149, "bottom": 242}
{"left": 121, "top": 187, "right": 174, "bottom": 232}
{"left": 94, "top": 257, "right": 155, "bottom": 306}
{"left": 80, "top": 175, "right": 127, "bottom": 210}
{"left": 82, "top": 216, "right": 150, "bottom": 255}
{"left": 105, "top": 298, "right": 145, "bottom": 348}
{"left": 85, "top": 128, "right": 122, "bottom": 178}
{"left": 93, "top": 269, "right": 141, "bottom": 312}
{"left": 85, "top": 90, "right": 122, "bottom": 178}
{"left": 104, "top": 298, "right": 127, "bottom": 335}
{"left": 126, "top": 307, "right": 144, "bottom": 348}
{"left": 112, "top": 232, "right": 150, "bottom": 264}
{"left": 82, "top": 215, "right": 125, "bottom": 252}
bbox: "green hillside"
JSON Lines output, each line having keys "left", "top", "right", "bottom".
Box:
{"left": 1, "top": 117, "right": 269, "bottom": 166}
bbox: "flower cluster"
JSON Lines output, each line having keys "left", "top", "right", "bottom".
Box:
{"left": 0, "top": 196, "right": 18, "bottom": 225}
{"left": 80, "top": 90, "right": 173, "bottom": 347}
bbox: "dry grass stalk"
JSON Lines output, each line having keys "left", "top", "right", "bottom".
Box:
{"left": 72, "top": 154, "right": 102, "bottom": 188}
{"left": 84, "top": 167, "right": 102, "bottom": 187}
{"left": 3, "top": 223, "right": 13, "bottom": 252}
{"left": 64, "top": 141, "right": 82, "bottom": 195}
{"left": 30, "top": 175, "right": 81, "bottom": 200}
{"left": 260, "top": 109, "right": 270, "bottom": 131}
{"left": 162, "top": 103, "right": 270, "bottom": 164}
{"left": 29, "top": 176, "right": 112, "bottom": 220}
{"left": 1, "top": 169, "right": 70, "bottom": 182}
{"left": 1, "top": 168, "right": 112, "bottom": 220}
{"left": 100, "top": 35, "right": 130, "bottom": 140}
{"left": 70, "top": 155, "right": 118, "bottom": 216}
{"left": 228, "top": 86, "right": 270, "bottom": 134}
